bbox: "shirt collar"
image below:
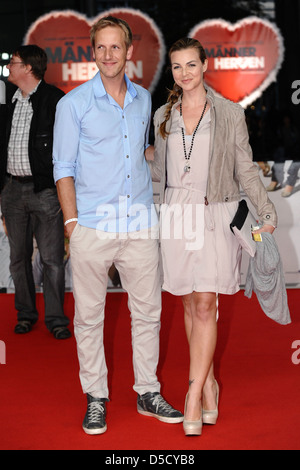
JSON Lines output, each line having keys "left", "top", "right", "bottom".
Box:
{"left": 12, "top": 80, "right": 41, "bottom": 103}
{"left": 124, "top": 74, "right": 137, "bottom": 99}
{"left": 171, "top": 94, "right": 182, "bottom": 113}
{"left": 93, "top": 72, "right": 137, "bottom": 100}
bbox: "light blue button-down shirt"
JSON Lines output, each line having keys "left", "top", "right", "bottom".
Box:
{"left": 53, "top": 72, "right": 157, "bottom": 232}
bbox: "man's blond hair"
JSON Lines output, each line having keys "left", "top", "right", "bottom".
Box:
{"left": 90, "top": 16, "right": 133, "bottom": 50}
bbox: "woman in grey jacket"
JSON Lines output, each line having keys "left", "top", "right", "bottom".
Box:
{"left": 147, "top": 38, "right": 277, "bottom": 436}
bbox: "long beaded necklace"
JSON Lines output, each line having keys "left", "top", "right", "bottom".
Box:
{"left": 180, "top": 100, "right": 207, "bottom": 173}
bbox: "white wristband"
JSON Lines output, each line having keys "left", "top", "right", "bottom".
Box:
{"left": 64, "top": 218, "right": 78, "bottom": 226}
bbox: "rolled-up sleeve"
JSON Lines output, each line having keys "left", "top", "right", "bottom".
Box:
{"left": 53, "top": 96, "right": 80, "bottom": 183}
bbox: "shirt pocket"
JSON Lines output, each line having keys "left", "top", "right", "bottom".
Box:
{"left": 131, "top": 115, "right": 148, "bottom": 145}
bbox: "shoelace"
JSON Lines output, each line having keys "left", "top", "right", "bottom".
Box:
{"left": 87, "top": 401, "right": 105, "bottom": 423}
{"left": 151, "top": 394, "right": 174, "bottom": 413}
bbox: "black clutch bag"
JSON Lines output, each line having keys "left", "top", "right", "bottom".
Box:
{"left": 230, "top": 199, "right": 257, "bottom": 257}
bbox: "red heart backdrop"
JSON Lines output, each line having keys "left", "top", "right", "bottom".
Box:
{"left": 24, "top": 12, "right": 284, "bottom": 105}
{"left": 189, "top": 17, "right": 284, "bottom": 107}
{"left": 24, "top": 8, "right": 165, "bottom": 94}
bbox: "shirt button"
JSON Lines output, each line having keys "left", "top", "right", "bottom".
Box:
{"left": 126, "top": 155, "right": 129, "bottom": 158}
{"left": 127, "top": 195, "right": 130, "bottom": 198}
{"left": 127, "top": 175, "right": 130, "bottom": 178}
{"left": 124, "top": 135, "right": 127, "bottom": 139}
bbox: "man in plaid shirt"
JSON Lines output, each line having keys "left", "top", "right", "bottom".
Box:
{"left": 0, "top": 45, "right": 70, "bottom": 339}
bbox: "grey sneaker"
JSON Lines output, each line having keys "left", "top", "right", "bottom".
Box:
{"left": 82, "top": 394, "right": 108, "bottom": 435}
{"left": 137, "top": 392, "right": 183, "bottom": 423}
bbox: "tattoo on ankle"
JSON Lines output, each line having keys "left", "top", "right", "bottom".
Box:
{"left": 189, "top": 379, "right": 194, "bottom": 387}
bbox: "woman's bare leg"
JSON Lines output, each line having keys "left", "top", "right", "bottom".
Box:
{"left": 182, "top": 292, "right": 217, "bottom": 420}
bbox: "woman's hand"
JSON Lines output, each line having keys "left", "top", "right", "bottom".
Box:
{"left": 252, "top": 224, "right": 275, "bottom": 235}
{"left": 145, "top": 145, "right": 154, "bottom": 161}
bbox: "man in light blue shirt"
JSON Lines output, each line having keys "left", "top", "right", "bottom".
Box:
{"left": 53, "top": 64, "right": 157, "bottom": 233}
{"left": 53, "top": 16, "right": 183, "bottom": 435}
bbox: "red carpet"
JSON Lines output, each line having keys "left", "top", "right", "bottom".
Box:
{"left": 0, "top": 289, "right": 299, "bottom": 450}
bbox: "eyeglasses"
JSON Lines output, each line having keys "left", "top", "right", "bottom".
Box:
{"left": 8, "top": 61, "right": 24, "bottom": 66}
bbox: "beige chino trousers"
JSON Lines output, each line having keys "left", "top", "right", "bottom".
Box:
{"left": 70, "top": 224, "right": 162, "bottom": 399}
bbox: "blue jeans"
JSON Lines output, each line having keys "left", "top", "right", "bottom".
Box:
{"left": 1, "top": 177, "right": 69, "bottom": 331}
{"left": 272, "top": 161, "right": 300, "bottom": 187}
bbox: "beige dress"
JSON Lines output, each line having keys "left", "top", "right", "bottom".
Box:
{"left": 160, "top": 106, "right": 242, "bottom": 296}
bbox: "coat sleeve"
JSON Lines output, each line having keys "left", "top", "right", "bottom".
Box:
{"left": 234, "top": 107, "right": 278, "bottom": 227}
{"left": 148, "top": 105, "right": 167, "bottom": 183}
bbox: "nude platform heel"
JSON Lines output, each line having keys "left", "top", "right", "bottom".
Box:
{"left": 202, "top": 380, "right": 219, "bottom": 425}
{"left": 183, "top": 394, "right": 202, "bottom": 436}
